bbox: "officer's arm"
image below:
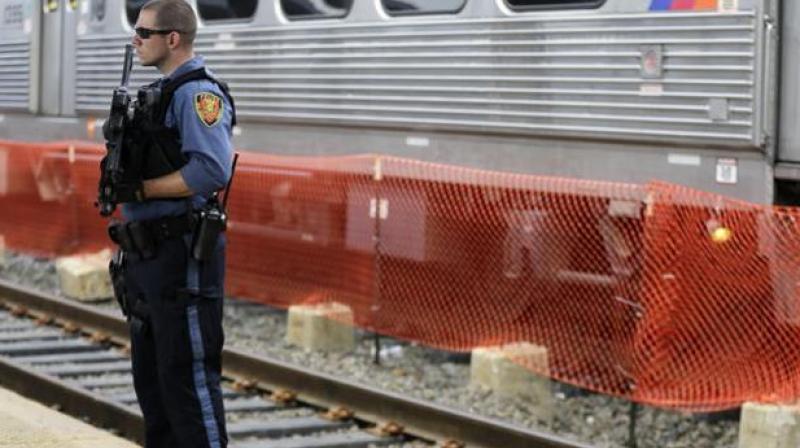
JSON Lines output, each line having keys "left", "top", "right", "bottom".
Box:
{"left": 165, "top": 86, "right": 232, "bottom": 198}
{"left": 142, "top": 171, "right": 193, "bottom": 198}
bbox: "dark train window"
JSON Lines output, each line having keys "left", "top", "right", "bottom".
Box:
{"left": 125, "top": 0, "right": 147, "bottom": 25}
{"left": 281, "top": 0, "right": 353, "bottom": 20}
{"left": 505, "top": 0, "right": 606, "bottom": 10}
{"left": 382, "top": 0, "right": 466, "bottom": 16}
{"left": 198, "top": 0, "right": 258, "bottom": 21}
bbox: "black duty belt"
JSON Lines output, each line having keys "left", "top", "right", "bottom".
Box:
{"left": 108, "top": 213, "right": 194, "bottom": 259}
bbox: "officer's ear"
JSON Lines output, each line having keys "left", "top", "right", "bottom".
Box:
{"left": 168, "top": 31, "right": 179, "bottom": 49}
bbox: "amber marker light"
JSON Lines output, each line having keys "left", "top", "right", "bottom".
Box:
{"left": 705, "top": 219, "right": 733, "bottom": 244}
{"left": 86, "top": 117, "right": 97, "bottom": 140}
{"left": 710, "top": 226, "right": 733, "bottom": 244}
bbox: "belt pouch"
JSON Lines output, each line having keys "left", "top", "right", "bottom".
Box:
{"left": 127, "top": 221, "right": 156, "bottom": 259}
{"left": 191, "top": 208, "right": 225, "bottom": 261}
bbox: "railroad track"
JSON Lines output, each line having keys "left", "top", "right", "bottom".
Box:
{"left": 0, "top": 278, "right": 591, "bottom": 448}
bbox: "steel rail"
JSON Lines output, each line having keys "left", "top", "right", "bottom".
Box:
{"left": 0, "top": 278, "right": 592, "bottom": 448}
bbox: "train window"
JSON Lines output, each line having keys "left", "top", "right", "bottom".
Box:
{"left": 382, "top": 0, "right": 466, "bottom": 16}
{"left": 125, "top": 0, "right": 147, "bottom": 25}
{"left": 281, "top": 0, "right": 353, "bottom": 20}
{"left": 505, "top": 0, "right": 606, "bottom": 10}
{"left": 197, "top": 0, "right": 258, "bottom": 21}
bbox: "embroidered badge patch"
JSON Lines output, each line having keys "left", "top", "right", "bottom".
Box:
{"left": 194, "top": 92, "right": 223, "bottom": 127}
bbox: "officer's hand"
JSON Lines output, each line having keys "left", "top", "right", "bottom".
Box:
{"left": 112, "top": 180, "right": 145, "bottom": 203}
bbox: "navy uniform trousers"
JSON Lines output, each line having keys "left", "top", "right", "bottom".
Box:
{"left": 123, "top": 235, "right": 228, "bottom": 448}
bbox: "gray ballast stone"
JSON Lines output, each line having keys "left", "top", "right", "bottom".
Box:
{"left": 55, "top": 249, "right": 113, "bottom": 301}
{"left": 286, "top": 303, "right": 355, "bottom": 352}
{"left": 739, "top": 402, "right": 800, "bottom": 448}
{"left": 0, "top": 251, "right": 743, "bottom": 447}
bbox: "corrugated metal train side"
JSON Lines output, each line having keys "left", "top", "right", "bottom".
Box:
{"left": 0, "top": 0, "right": 790, "bottom": 203}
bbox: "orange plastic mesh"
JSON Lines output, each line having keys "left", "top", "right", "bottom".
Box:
{"left": 0, "top": 139, "right": 798, "bottom": 411}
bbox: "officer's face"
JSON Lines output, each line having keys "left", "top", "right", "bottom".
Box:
{"left": 132, "top": 9, "right": 168, "bottom": 68}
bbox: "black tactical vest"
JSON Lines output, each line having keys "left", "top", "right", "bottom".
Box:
{"left": 126, "top": 67, "right": 237, "bottom": 181}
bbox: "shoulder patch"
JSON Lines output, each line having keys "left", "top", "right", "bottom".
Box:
{"left": 194, "top": 92, "right": 223, "bottom": 127}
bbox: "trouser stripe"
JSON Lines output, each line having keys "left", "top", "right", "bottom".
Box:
{"left": 187, "top": 305, "right": 222, "bottom": 448}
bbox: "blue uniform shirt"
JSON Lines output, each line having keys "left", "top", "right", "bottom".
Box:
{"left": 123, "top": 56, "right": 234, "bottom": 221}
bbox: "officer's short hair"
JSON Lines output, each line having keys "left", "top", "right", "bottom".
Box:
{"left": 141, "top": 0, "right": 197, "bottom": 47}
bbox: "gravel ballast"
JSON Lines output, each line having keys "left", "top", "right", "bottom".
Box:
{"left": 0, "top": 251, "right": 740, "bottom": 447}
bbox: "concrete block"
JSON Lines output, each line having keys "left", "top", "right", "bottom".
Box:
{"left": 739, "top": 402, "right": 800, "bottom": 448}
{"left": 55, "top": 249, "right": 113, "bottom": 302}
{"left": 470, "top": 343, "right": 553, "bottom": 420}
{"left": 286, "top": 302, "right": 355, "bottom": 352}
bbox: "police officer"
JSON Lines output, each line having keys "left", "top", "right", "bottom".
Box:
{"left": 108, "top": 1, "right": 234, "bottom": 446}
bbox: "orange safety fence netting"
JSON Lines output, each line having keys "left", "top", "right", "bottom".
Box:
{"left": 0, "top": 139, "right": 799, "bottom": 411}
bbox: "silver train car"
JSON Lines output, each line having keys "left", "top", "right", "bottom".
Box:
{"left": 0, "top": 0, "right": 796, "bottom": 204}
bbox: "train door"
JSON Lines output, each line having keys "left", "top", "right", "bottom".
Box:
{"left": 39, "top": 0, "right": 78, "bottom": 116}
{"left": 778, "top": 2, "right": 800, "bottom": 171}
{"left": 0, "top": 0, "right": 39, "bottom": 113}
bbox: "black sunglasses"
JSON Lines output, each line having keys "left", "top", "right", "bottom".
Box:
{"left": 134, "top": 27, "right": 181, "bottom": 39}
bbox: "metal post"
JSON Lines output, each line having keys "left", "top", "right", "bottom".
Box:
{"left": 372, "top": 158, "right": 383, "bottom": 366}
{"left": 628, "top": 402, "right": 639, "bottom": 448}
{"left": 373, "top": 333, "right": 381, "bottom": 365}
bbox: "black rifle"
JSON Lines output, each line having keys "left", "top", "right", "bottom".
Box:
{"left": 97, "top": 44, "right": 135, "bottom": 216}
